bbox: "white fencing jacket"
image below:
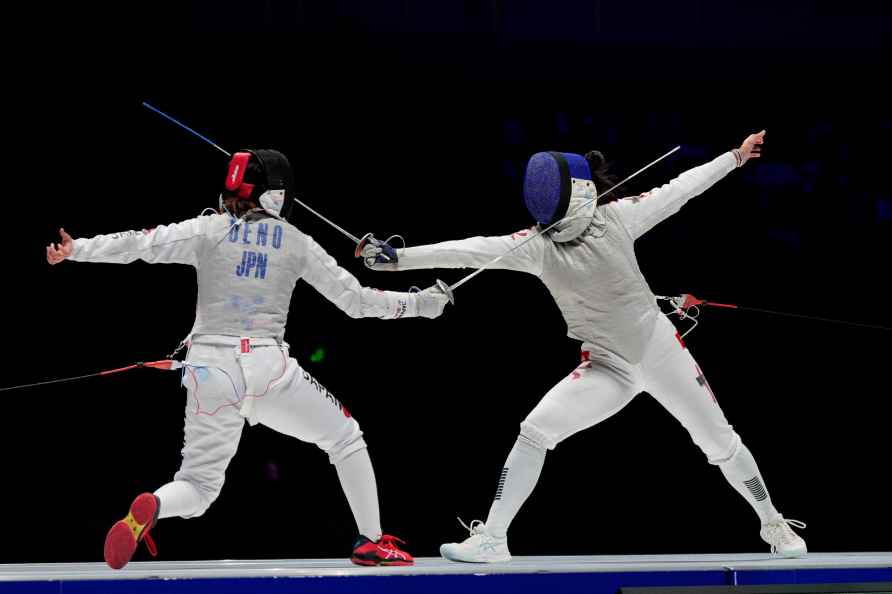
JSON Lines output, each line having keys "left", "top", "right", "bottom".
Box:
{"left": 380, "top": 152, "right": 737, "bottom": 364}
{"left": 71, "top": 210, "right": 423, "bottom": 340}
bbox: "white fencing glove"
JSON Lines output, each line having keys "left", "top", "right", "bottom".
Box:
{"left": 414, "top": 284, "right": 451, "bottom": 319}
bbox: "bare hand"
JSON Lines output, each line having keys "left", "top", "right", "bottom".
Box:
{"left": 46, "top": 228, "right": 74, "bottom": 265}
{"left": 737, "top": 130, "right": 765, "bottom": 166}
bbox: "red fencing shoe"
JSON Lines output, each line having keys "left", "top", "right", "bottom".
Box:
{"left": 104, "top": 492, "right": 160, "bottom": 569}
{"left": 351, "top": 534, "right": 414, "bottom": 566}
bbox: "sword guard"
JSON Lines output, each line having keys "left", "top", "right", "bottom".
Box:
{"left": 436, "top": 279, "right": 455, "bottom": 305}
{"left": 355, "top": 232, "right": 374, "bottom": 258}
{"left": 357, "top": 232, "right": 399, "bottom": 266}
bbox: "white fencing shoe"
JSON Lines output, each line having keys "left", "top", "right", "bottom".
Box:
{"left": 439, "top": 518, "right": 511, "bottom": 563}
{"left": 760, "top": 516, "right": 807, "bottom": 558}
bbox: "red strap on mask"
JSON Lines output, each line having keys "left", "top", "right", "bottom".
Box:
{"left": 226, "top": 152, "right": 255, "bottom": 199}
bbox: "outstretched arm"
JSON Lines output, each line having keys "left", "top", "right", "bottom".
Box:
{"left": 300, "top": 232, "right": 448, "bottom": 319}
{"left": 370, "top": 230, "right": 548, "bottom": 276}
{"left": 47, "top": 217, "right": 212, "bottom": 266}
{"left": 611, "top": 131, "right": 765, "bottom": 240}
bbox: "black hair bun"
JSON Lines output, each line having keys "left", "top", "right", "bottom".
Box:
{"left": 584, "top": 150, "right": 606, "bottom": 171}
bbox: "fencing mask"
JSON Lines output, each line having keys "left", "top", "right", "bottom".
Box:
{"left": 223, "top": 149, "right": 295, "bottom": 221}
{"left": 523, "top": 151, "right": 598, "bottom": 242}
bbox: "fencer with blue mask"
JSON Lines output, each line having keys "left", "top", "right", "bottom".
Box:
{"left": 367, "top": 131, "right": 808, "bottom": 561}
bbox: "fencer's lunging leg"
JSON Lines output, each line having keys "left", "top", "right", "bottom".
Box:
{"left": 335, "top": 447, "right": 382, "bottom": 542}
{"left": 484, "top": 434, "right": 547, "bottom": 539}
{"left": 483, "top": 356, "right": 635, "bottom": 541}
{"left": 253, "top": 360, "right": 383, "bottom": 541}
{"left": 440, "top": 354, "right": 638, "bottom": 563}
{"left": 440, "top": 431, "right": 547, "bottom": 563}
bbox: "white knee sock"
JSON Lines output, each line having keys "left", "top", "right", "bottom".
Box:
{"left": 484, "top": 435, "right": 547, "bottom": 539}
{"left": 154, "top": 480, "right": 204, "bottom": 519}
{"left": 718, "top": 442, "right": 781, "bottom": 525}
{"left": 335, "top": 448, "right": 382, "bottom": 542}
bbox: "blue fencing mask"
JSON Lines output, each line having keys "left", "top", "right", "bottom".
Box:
{"left": 523, "top": 151, "right": 598, "bottom": 242}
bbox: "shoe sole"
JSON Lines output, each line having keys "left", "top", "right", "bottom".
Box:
{"left": 350, "top": 556, "right": 415, "bottom": 567}
{"left": 777, "top": 547, "right": 808, "bottom": 559}
{"left": 104, "top": 493, "right": 158, "bottom": 570}
{"left": 440, "top": 544, "right": 511, "bottom": 563}
{"left": 350, "top": 555, "right": 414, "bottom": 567}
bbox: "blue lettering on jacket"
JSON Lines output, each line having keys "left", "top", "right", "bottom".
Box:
{"left": 235, "top": 251, "right": 268, "bottom": 279}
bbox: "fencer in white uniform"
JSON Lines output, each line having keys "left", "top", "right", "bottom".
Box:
{"left": 368, "top": 132, "right": 807, "bottom": 560}
{"left": 47, "top": 149, "right": 448, "bottom": 568}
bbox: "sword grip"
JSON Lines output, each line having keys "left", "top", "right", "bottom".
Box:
{"left": 357, "top": 233, "right": 399, "bottom": 264}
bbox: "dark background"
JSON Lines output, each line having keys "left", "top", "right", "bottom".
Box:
{"left": 4, "top": 1, "right": 890, "bottom": 563}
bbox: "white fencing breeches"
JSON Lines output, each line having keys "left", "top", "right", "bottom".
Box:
{"left": 157, "top": 338, "right": 366, "bottom": 519}
{"left": 482, "top": 314, "right": 783, "bottom": 537}
{"left": 522, "top": 314, "right": 739, "bottom": 462}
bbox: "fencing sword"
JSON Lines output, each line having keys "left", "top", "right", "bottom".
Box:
{"left": 286, "top": 195, "right": 404, "bottom": 266}
{"left": 142, "top": 102, "right": 400, "bottom": 266}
